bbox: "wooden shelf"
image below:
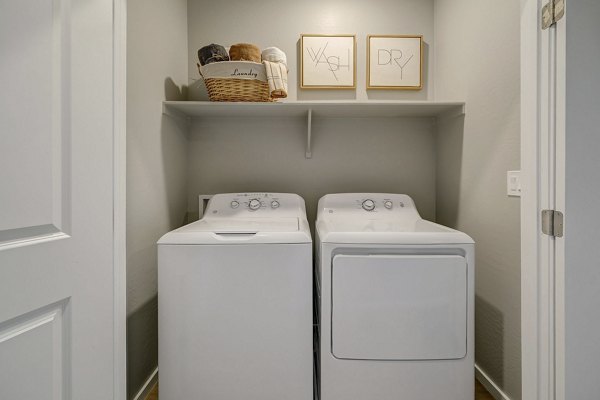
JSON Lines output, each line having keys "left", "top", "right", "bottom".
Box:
{"left": 162, "top": 100, "right": 465, "bottom": 158}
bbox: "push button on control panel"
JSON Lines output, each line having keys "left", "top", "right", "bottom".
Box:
{"left": 271, "top": 200, "right": 280, "bottom": 209}
{"left": 230, "top": 200, "right": 240, "bottom": 209}
{"left": 384, "top": 200, "right": 393, "bottom": 210}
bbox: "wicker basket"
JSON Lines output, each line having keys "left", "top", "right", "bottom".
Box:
{"left": 199, "top": 61, "right": 275, "bottom": 102}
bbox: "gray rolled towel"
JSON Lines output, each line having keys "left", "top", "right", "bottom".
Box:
{"left": 198, "top": 44, "right": 230, "bottom": 66}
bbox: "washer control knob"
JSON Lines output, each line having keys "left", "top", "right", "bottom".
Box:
{"left": 230, "top": 200, "right": 240, "bottom": 209}
{"left": 248, "top": 199, "right": 261, "bottom": 210}
{"left": 384, "top": 200, "right": 393, "bottom": 209}
{"left": 271, "top": 200, "right": 280, "bottom": 209}
{"left": 362, "top": 199, "right": 376, "bottom": 211}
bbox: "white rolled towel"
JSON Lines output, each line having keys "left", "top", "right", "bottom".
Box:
{"left": 263, "top": 60, "right": 288, "bottom": 99}
{"left": 261, "top": 47, "right": 287, "bottom": 69}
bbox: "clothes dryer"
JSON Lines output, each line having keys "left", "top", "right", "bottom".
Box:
{"left": 315, "top": 193, "right": 474, "bottom": 400}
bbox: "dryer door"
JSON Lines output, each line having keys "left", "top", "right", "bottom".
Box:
{"left": 331, "top": 254, "right": 467, "bottom": 360}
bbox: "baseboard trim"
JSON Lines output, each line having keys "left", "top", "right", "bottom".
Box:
{"left": 475, "top": 364, "right": 510, "bottom": 400}
{"left": 132, "top": 367, "right": 158, "bottom": 400}
{"left": 133, "top": 365, "right": 508, "bottom": 400}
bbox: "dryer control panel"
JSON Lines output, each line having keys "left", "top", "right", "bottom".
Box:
{"left": 317, "top": 193, "right": 421, "bottom": 220}
{"left": 203, "top": 193, "right": 307, "bottom": 219}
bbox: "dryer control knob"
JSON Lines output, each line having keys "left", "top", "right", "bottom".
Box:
{"left": 384, "top": 200, "right": 393, "bottom": 209}
{"left": 362, "top": 199, "right": 376, "bottom": 211}
{"left": 248, "top": 199, "right": 261, "bottom": 210}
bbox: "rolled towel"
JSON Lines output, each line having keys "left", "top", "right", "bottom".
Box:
{"left": 229, "top": 43, "right": 261, "bottom": 63}
{"left": 263, "top": 60, "right": 288, "bottom": 99}
{"left": 261, "top": 47, "right": 287, "bottom": 69}
{"left": 197, "top": 44, "right": 229, "bottom": 66}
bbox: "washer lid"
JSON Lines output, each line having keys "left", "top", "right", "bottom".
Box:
{"left": 187, "top": 217, "right": 299, "bottom": 233}
{"left": 158, "top": 217, "right": 311, "bottom": 245}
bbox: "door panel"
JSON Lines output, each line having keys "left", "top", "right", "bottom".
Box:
{"left": 0, "top": 301, "right": 68, "bottom": 400}
{"left": 331, "top": 254, "right": 467, "bottom": 360}
{"left": 0, "top": 0, "right": 117, "bottom": 398}
{"left": 0, "top": 0, "right": 70, "bottom": 244}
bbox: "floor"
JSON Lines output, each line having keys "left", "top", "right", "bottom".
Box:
{"left": 146, "top": 380, "right": 495, "bottom": 399}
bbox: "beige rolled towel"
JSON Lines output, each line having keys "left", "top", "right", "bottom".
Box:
{"left": 229, "top": 43, "right": 261, "bottom": 63}
{"left": 263, "top": 60, "right": 288, "bottom": 99}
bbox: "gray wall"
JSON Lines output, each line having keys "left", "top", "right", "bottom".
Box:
{"left": 434, "top": 0, "right": 521, "bottom": 398}
{"left": 187, "top": 0, "right": 435, "bottom": 101}
{"left": 186, "top": 0, "right": 437, "bottom": 223}
{"left": 126, "top": 0, "right": 523, "bottom": 398}
{"left": 126, "top": 0, "right": 189, "bottom": 398}
{"left": 564, "top": 1, "right": 600, "bottom": 398}
{"left": 186, "top": 117, "right": 437, "bottom": 225}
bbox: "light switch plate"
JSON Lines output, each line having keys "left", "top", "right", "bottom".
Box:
{"left": 507, "top": 171, "right": 521, "bottom": 197}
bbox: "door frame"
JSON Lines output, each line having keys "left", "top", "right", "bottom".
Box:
{"left": 113, "top": 0, "right": 127, "bottom": 398}
{"left": 520, "top": 0, "right": 564, "bottom": 399}
{"left": 108, "top": 0, "right": 560, "bottom": 398}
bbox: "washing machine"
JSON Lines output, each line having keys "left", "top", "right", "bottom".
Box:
{"left": 315, "top": 193, "right": 474, "bottom": 400}
{"left": 158, "top": 193, "right": 313, "bottom": 400}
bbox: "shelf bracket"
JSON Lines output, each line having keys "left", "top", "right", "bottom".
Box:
{"left": 162, "top": 103, "right": 192, "bottom": 129}
{"left": 306, "top": 109, "right": 313, "bottom": 159}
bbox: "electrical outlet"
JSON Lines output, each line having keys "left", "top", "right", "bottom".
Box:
{"left": 198, "top": 195, "right": 214, "bottom": 218}
{"left": 507, "top": 171, "right": 521, "bottom": 197}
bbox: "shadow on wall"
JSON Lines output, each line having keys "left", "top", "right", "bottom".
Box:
{"left": 164, "top": 77, "right": 188, "bottom": 101}
{"left": 435, "top": 114, "right": 465, "bottom": 226}
{"left": 162, "top": 77, "right": 190, "bottom": 228}
{"left": 475, "top": 294, "right": 505, "bottom": 388}
{"left": 127, "top": 296, "right": 158, "bottom": 400}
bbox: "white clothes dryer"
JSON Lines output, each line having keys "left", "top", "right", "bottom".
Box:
{"left": 158, "top": 193, "right": 313, "bottom": 400}
{"left": 315, "top": 193, "right": 474, "bottom": 400}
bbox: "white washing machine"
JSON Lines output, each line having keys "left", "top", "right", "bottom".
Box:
{"left": 158, "top": 193, "right": 313, "bottom": 400}
{"left": 315, "top": 193, "right": 474, "bottom": 400}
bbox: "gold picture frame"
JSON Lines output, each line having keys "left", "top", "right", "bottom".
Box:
{"left": 300, "top": 34, "right": 356, "bottom": 89}
{"left": 367, "top": 35, "right": 423, "bottom": 90}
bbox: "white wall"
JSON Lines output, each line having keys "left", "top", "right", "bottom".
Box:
{"left": 187, "top": 0, "right": 435, "bottom": 101}
{"left": 434, "top": 0, "right": 521, "bottom": 398}
{"left": 126, "top": 0, "right": 189, "bottom": 397}
{"left": 563, "top": 1, "right": 600, "bottom": 397}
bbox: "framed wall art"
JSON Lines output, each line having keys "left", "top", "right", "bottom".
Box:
{"left": 300, "top": 34, "right": 356, "bottom": 89}
{"left": 367, "top": 35, "right": 423, "bottom": 90}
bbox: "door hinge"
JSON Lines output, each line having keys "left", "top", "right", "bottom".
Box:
{"left": 542, "top": 210, "right": 564, "bottom": 237}
{"left": 542, "top": 0, "right": 565, "bottom": 29}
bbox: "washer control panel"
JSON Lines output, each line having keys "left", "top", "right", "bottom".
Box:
{"left": 202, "top": 193, "right": 307, "bottom": 218}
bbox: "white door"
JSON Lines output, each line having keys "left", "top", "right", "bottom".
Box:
{"left": 521, "top": 0, "right": 563, "bottom": 398}
{"left": 0, "top": 0, "right": 124, "bottom": 399}
{"left": 522, "top": 1, "right": 600, "bottom": 399}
